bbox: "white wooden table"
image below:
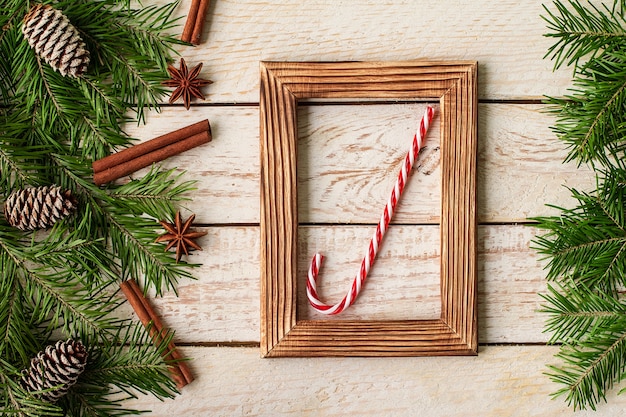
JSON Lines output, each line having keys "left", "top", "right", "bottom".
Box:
{"left": 123, "top": 1, "right": 626, "bottom": 415}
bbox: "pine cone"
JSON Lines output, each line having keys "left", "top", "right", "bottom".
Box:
{"left": 20, "top": 340, "right": 88, "bottom": 402}
{"left": 4, "top": 185, "right": 78, "bottom": 230}
{"left": 21, "top": 4, "right": 90, "bottom": 78}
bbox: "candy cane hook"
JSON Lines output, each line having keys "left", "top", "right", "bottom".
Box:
{"left": 306, "top": 105, "right": 436, "bottom": 315}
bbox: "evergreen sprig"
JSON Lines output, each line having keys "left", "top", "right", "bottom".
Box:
{"left": 541, "top": 282, "right": 626, "bottom": 345}
{"left": 539, "top": 282, "right": 626, "bottom": 410}
{"left": 543, "top": 0, "right": 626, "bottom": 166}
{"left": 537, "top": 0, "right": 626, "bottom": 409}
{"left": 543, "top": 0, "right": 626, "bottom": 71}
{"left": 0, "top": 0, "right": 199, "bottom": 415}
{"left": 545, "top": 52, "right": 626, "bottom": 166}
{"left": 532, "top": 186, "right": 626, "bottom": 294}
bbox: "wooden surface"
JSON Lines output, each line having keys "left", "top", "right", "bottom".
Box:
{"left": 121, "top": 0, "right": 626, "bottom": 415}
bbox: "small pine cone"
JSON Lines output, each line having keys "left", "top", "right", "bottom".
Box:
{"left": 4, "top": 185, "right": 78, "bottom": 231}
{"left": 21, "top": 4, "right": 90, "bottom": 78}
{"left": 20, "top": 340, "right": 88, "bottom": 402}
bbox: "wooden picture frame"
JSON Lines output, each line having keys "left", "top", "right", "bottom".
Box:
{"left": 260, "top": 61, "right": 477, "bottom": 357}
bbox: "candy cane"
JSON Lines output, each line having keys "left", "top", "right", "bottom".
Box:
{"left": 306, "top": 105, "right": 435, "bottom": 315}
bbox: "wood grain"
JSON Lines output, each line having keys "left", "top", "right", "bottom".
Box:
{"left": 297, "top": 103, "right": 443, "bottom": 223}
{"left": 259, "top": 61, "right": 299, "bottom": 356}
{"left": 296, "top": 226, "right": 442, "bottom": 322}
{"left": 124, "top": 346, "right": 626, "bottom": 416}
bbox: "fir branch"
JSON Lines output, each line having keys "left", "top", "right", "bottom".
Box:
{"left": 543, "top": 0, "right": 626, "bottom": 70}
{"left": 0, "top": 254, "right": 40, "bottom": 365}
{"left": 70, "top": 0, "right": 182, "bottom": 126}
{"left": 532, "top": 186, "right": 626, "bottom": 293}
{"left": 77, "top": 76, "right": 126, "bottom": 129}
{"left": 0, "top": 132, "right": 50, "bottom": 192}
{"left": 33, "top": 224, "right": 117, "bottom": 291}
{"left": 548, "top": 325, "right": 626, "bottom": 410}
{"left": 111, "top": 1, "right": 182, "bottom": 72}
{"left": 62, "top": 389, "right": 137, "bottom": 417}
{"left": 84, "top": 323, "right": 178, "bottom": 400}
{"left": 0, "top": 0, "right": 197, "bottom": 413}
{"left": 110, "top": 167, "right": 194, "bottom": 220}
{"left": 13, "top": 45, "right": 76, "bottom": 129}
{"left": 72, "top": 115, "right": 130, "bottom": 160}
{"left": 539, "top": 0, "right": 626, "bottom": 409}
{"left": 105, "top": 210, "right": 194, "bottom": 295}
{"left": 0, "top": 359, "right": 64, "bottom": 417}
{"left": 51, "top": 153, "right": 196, "bottom": 294}
{"left": 9, "top": 0, "right": 181, "bottom": 159}
{"left": 59, "top": 323, "right": 178, "bottom": 416}
{"left": 17, "top": 263, "right": 120, "bottom": 344}
{"left": 545, "top": 51, "right": 626, "bottom": 165}
{"left": 541, "top": 282, "right": 626, "bottom": 344}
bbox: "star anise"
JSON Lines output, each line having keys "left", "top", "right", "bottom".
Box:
{"left": 155, "top": 211, "right": 207, "bottom": 262}
{"left": 162, "top": 58, "right": 212, "bottom": 110}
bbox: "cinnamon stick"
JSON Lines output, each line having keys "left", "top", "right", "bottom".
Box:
{"left": 125, "top": 280, "right": 194, "bottom": 386}
{"left": 120, "top": 279, "right": 194, "bottom": 388}
{"left": 119, "top": 281, "right": 186, "bottom": 388}
{"left": 181, "top": 0, "right": 201, "bottom": 43}
{"left": 191, "top": 0, "right": 211, "bottom": 45}
{"left": 93, "top": 127, "right": 211, "bottom": 185}
{"left": 93, "top": 119, "right": 210, "bottom": 174}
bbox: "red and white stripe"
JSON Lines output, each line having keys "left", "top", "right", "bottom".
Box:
{"left": 306, "top": 105, "right": 435, "bottom": 315}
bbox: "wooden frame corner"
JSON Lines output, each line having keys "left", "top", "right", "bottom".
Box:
{"left": 260, "top": 60, "right": 477, "bottom": 357}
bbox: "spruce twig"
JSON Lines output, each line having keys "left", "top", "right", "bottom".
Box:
{"left": 543, "top": 0, "right": 626, "bottom": 71}
{"left": 539, "top": 283, "right": 626, "bottom": 410}
{"left": 537, "top": 0, "right": 626, "bottom": 409}
{"left": 532, "top": 186, "right": 626, "bottom": 294}
{"left": 541, "top": 282, "right": 626, "bottom": 345}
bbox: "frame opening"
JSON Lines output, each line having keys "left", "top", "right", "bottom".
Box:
{"left": 296, "top": 102, "right": 442, "bottom": 322}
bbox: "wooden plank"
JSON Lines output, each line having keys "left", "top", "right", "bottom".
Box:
{"left": 123, "top": 104, "right": 593, "bottom": 225}
{"left": 143, "top": 224, "right": 549, "bottom": 344}
{"left": 168, "top": 0, "right": 573, "bottom": 101}
{"left": 124, "top": 346, "right": 626, "bottom": 416}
